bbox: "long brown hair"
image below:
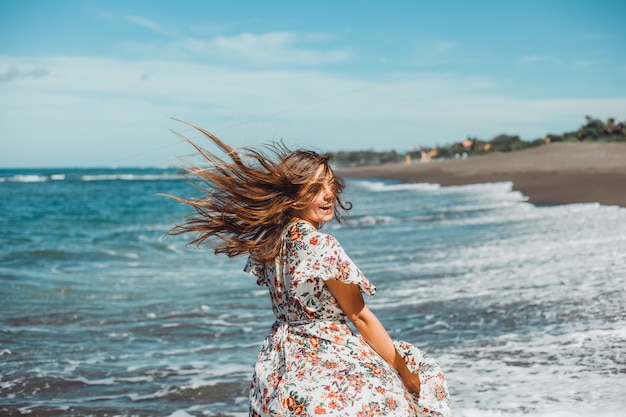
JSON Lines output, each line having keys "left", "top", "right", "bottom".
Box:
{"left": 163, "top": 122, "right": 351, "bottom": 263}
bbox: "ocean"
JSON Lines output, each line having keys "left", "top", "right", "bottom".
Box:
{"left": 1, "top": 168, "right": 625, "bottom": 417}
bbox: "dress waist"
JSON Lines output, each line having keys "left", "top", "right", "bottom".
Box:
{"left": 275, "top": 319, "right": 310, "bottom": 326}
{"left": 274, "top": 317, "right": 345, "bottom": 327}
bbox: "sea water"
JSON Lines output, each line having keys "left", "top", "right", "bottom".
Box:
{"left": 1, "top": 168, "right": 624, "bottom": 417}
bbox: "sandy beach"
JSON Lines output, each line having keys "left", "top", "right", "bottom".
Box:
{"left": 340, "top": 142, "right": 626, "bottom": 207}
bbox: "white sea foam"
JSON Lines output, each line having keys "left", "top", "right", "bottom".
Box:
{"left": 341, "top": 215, "right": 398, "bottom": 227}
{"left": 19, "top": 405, "right": 70, "bottom": 414}
{"left": 444, "top": 181, "right": 515, "bottom": 194}
{"left": 167, "top": 411, "right": 195, "bottom": 417}
{"left": 455, "top": 407, "right": 626, "bottom": 417}
{"left": 4, "top": 174, "right": 49, "bottom": 182}
{"left": 353, "top": 179, "right": 441, "bottom": 192}
{"left": 1, "top": 170, "right": 182, "bottom": 182}
{"left": 80, "top": 173, "right": 182, "bottom": 181}
{"left": 442, "top": 324, "right": 626, "bottom": 415}
{"left": 102, "top": 249, "right": 140, "bottom": 259}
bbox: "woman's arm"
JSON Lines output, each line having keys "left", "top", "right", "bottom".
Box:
{"left": 325, "top": 279, "right": 421, "bottom": 394}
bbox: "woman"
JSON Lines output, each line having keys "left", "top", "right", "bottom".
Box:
{"left": 166, "top": 123, "right": 451, "bottom": 416}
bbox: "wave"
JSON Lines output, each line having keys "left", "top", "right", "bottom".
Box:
{"left": 0, "top": 169, "right": 184, "bottom": 183}
{"left": 80, "top": 173, "right": 183, "bottom": 181}
{"left": 352, "top": 179, "right": 441, "bottom": 192}
{"left": 456, "top": 407, "right": 626, "bottom": 417}
{"left": 0, "top": 174, "right": 58, "bottom": 183}
{"left": 441, "top": 322, "right": 626, "bottom": 416}
{"left": 337, "top": 215, "right": 399, "bottom": 228}
{"left": 350, "top": 179, "right": 528, "bottom": 197}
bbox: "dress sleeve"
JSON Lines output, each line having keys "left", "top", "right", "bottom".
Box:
{"left": 311, "top": 232, "right": 377, "bottom": 296}
{"left": 244, "top": 256, "right": 267, "bottom": 287}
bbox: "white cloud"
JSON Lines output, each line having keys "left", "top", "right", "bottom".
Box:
{"left": 0, "top": 66, "right": 50, "bottom": 82}
{"left": 124, "top": 15, "right": 160, "bottom": 31}
{"left": 0, "top": 55, "right": 624, "bottom": 167}
{"left": 573, "top": 59, "right": 602, "bottom": 68}
{"left": 184, "top": 32, "right": 352, "bottom": 67}
{"left": 122, "top": 14, "right": 181, "bottom": 38}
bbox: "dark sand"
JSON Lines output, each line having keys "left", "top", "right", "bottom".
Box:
{"left": 340, "top": 142, "right": 626, "bottom": 207}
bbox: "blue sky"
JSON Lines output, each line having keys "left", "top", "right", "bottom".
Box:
{"left": 1, "top": 0, "right": 625, "bottom": 167}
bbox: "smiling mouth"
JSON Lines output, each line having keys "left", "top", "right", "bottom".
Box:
{"left": 320, "top": 205, "right": 332, "bottom": 211}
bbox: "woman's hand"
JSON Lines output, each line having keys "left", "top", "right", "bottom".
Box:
{"left": 400, "top": 369, "right": 421, "bottom": 395}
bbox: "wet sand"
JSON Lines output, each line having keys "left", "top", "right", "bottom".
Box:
{"left": 339, "top": 142, "right": 626, "bottom": 207}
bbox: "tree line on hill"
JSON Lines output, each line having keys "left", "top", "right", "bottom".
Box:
{"left": 333, "top": 116, "right": 626, "bottom": 166}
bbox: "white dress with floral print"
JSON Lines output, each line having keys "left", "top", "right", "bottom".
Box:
{"left": 245, "top": 221, "right": 451, "bottom": 417}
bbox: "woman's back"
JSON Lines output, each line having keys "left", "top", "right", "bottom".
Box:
{"left": 245, "top": 222, "right": 451, "bottom": 416}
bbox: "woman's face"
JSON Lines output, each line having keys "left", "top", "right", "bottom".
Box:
{"left": 292, "top": 166, "right": 336, "bottom": 228}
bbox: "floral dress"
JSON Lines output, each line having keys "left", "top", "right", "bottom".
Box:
{"left": 245, "top": 221, "right": 451, "bottom": 417}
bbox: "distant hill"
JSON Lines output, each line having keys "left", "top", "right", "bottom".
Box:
{"left": 333, "top": 116, "right": 626, "bottom": 167}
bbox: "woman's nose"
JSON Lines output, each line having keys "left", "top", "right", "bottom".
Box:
{"left": 322, "top": 184, "right": 333, "bottom": 199}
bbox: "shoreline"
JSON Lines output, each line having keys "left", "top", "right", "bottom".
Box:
{"left": 339, "top": 142, "right": 626, "bottom": 208}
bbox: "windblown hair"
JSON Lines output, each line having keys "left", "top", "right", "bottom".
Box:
{"left": 163, "top": 122, "right": 351, "bottom": 263}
